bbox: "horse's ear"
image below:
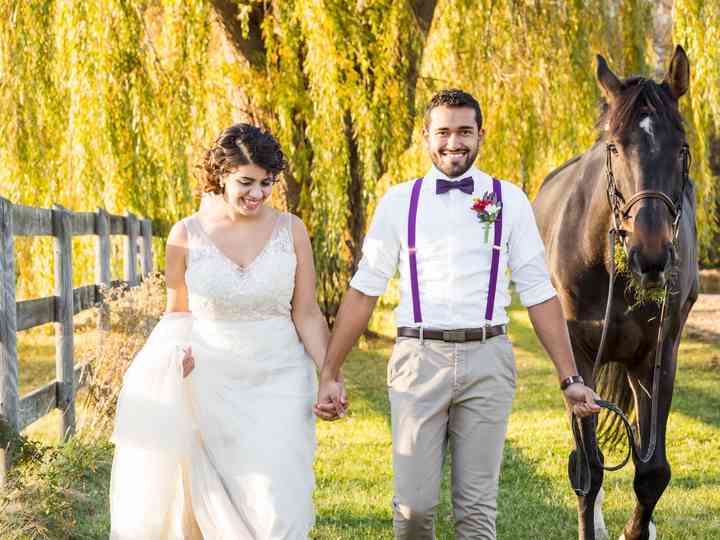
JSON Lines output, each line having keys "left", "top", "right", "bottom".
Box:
{"left": 596, "top": 55, "right": 622, "bottom": 101}
{"left": 663, "top": 45, "right": 690, "bottom": 100}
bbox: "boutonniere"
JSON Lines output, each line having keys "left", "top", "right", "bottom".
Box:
{"left": 471, "top": 192, "right": 503, "bottom": 243}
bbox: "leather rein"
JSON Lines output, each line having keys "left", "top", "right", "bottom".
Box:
{"left": 569, "top": 141, "right": 690, "bottom": 496}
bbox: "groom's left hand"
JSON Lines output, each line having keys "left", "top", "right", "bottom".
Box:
{"left": 563, "top": 383, "right": 601, "bottom": 418}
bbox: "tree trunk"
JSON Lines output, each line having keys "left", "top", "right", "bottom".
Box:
{"left": 344, "top": 111, "right": 365, "bottom": 274}
{"left": 652, "top": 0, "right": 674, "bottom": 79}
{"left": 209, "top": 1, "right": 439, "bottom": 313}
{"left": 344, "top": 2, "right": 438, "bottom": 273}
{"left": 209, "top": 0, "right": 266, "bottom": 70}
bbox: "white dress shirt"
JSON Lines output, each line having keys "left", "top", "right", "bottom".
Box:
{"left": 349, "top": 165, "right": 556, "bottom": 329}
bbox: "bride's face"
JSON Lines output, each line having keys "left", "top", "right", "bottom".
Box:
{"left": 222, "top": 163, "right": 276, "bottom": 216}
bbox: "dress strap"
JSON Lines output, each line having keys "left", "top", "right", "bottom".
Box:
{"left": 277, "top": 211, "right": 293, "bottom": 241}
{"left": 182, "top": 215, "right": 214, "bottom": 255}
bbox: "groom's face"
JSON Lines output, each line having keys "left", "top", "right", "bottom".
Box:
{"left": 424, "top": 106, "right": 484, "bottom": 178}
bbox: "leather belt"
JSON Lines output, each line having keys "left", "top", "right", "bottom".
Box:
{"left": 397, "top": 325, "right": 507, "bottom": 343}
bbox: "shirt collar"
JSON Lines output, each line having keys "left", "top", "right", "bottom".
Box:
{"left": 427, "top": 164, "right": 483, "bottom": 182}
{"left": 424, "top": 165, "right": 493, "bottom": 196}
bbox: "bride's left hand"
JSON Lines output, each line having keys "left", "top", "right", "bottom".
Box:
{"left": 314, "top": 374, "right": 347, "bottom": 421}
{"left": 181, "top": 346, "right": 195, "bottom": 378}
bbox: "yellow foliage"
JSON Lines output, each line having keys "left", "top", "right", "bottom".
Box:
{"left": 1, "top": 0, "right": 717, "bottom": 305}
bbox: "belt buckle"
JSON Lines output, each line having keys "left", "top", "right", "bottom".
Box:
{"left": 442, "top": 329, "right": 466, "bottom": 343}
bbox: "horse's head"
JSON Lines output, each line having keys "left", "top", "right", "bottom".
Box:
{"left": 596, "top": 46, "right": 690, "bottom": 289}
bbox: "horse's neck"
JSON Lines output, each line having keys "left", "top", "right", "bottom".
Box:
{"left": 578, "top": 142, "right": 616, "bottom": 266}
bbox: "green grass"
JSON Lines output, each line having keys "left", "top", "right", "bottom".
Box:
{"left": 6, "top": 304, "right": 720, "bottom": 539}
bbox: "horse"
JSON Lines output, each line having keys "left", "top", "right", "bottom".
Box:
{"left": 533, "top": 45, "right": 699, "bottom": 540}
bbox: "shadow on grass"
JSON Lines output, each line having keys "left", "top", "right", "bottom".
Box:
{"left": 313, "top": 510, "right": 391, "bottom": 538}
{"left": 497, "top": 442, "right": 578, "bottom": 537}
{"left": 672, "top": 382, "right": 720, "bottom": 431}
{"left": 683, "top": 324, "right": 720, "bottom": 346}
{"left": 671, "top": 473, "right": 720, "bottom": 490}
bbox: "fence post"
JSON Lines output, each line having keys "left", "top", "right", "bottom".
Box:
{"left": 95, "top": 208, "right": 111, "bottom": 332}
{"left": 140, "top": 219, "right": 153, "bottom": 277}
{"left": 124, "top": 212, "right": 138, "bottom": 286}
{"left": 0, "top": 197, "right": 18, "bottom": 490}
{"left": 53, "top": 204, "right": 75, "bottom": 441}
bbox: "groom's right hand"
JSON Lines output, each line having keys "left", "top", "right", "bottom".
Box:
{"left": 314, "top": 376, "right": 346, "bottom": 421}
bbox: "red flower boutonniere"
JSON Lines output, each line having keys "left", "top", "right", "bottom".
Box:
{"left": 471, "top": 192, "right": 503, "bottom": 243}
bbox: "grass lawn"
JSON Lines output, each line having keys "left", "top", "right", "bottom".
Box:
{"left": 5, "top": 302, "right": 720, "bottom": 539}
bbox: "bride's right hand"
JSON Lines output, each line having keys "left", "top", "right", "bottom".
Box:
{"left": 181, "top": 346, "right": 195, "bottom": 377}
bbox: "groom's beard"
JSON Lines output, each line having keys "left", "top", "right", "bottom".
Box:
{"left": 431, "top": 144, "right": 479, "bottom": 178}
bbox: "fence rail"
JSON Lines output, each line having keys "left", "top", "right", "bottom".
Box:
{"left": 0, "top": 197, "right": 162, "bottom": 489}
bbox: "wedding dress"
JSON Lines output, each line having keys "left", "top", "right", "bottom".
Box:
{"left": 109, "top": 212, "right": 317, "bottom": 539}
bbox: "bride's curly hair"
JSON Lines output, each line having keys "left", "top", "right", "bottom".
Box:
{"left": 197, "top": 123, "right": 287, "bottom": 195}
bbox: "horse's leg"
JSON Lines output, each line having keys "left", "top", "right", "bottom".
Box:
{"left": 574, "top": 414, "right": 607, "bottom": 540}
{"left": 621, "top": 317, "right": 687, "bottom": 540}
{"left": 570, "top": 344, "right": 608, "bottom": 540}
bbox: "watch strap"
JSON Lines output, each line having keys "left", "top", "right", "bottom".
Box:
{"left": 560, "top": 375, "right": 585, "bottom": 391}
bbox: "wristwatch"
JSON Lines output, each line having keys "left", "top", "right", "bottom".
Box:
{"left": 560, "top": 375, "right": 584, "bottom": 391}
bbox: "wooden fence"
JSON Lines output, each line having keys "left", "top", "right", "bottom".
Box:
{"left": 0, "top": 197, "right": 160, "bottom": 488}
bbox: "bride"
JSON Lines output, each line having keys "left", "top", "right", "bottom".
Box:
{"left": 109, "top": 123, "right": 344, "bottom": 538}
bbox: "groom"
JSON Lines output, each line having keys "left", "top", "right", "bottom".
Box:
{"left": 315, "top": 89, "right": 599, "bottom": 539}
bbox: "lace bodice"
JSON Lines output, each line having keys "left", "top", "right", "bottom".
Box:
{"left": 183, "top": 212, "right": 297, "bottom": 321}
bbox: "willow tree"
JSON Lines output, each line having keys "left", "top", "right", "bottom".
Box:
{"left": 2, "top": 0, "right": 716, "bottom": 310}
{"left": 391, "top": 0, "right": 654, "bottom": 193}
{"left": 674, "top": 0, "right": 720, "bottom": 265}
{"left": 394, "top": 0, "right": 717, "bottom": 262}
{"left": 209, "top": 0, "right": 438, "bottom": 317}
{"left": 1, "top": 0, "right": 231, "bottom": 299}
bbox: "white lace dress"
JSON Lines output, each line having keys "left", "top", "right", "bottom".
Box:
{"left": 109, "top": 212, "right": 317, "bottom": 539}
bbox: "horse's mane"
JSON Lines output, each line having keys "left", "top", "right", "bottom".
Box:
{"left": 596, "top": 77, "right": 685, "bottom": 138}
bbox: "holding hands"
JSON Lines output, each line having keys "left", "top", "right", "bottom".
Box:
{"left": 314, "top": 373, "right": 349, "bottom": 421}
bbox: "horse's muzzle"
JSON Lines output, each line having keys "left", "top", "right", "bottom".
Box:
{"left": 628, "top": 244, "right": 675, "bottom": 289}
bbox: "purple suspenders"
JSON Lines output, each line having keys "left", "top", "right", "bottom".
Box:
{"left": 485, "top": 178, "right": 504, "bottom": 323}
{"left": 407, "top": 176, "right": 503, "bottom": 337}
{"left": 408, "top": 178, "right": 424, "bottom": 324}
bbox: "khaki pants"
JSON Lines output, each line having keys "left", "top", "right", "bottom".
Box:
{"left": 387, "top": 335, "right": 516, "bottom": 540}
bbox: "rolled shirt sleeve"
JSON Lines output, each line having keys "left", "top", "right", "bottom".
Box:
{"left": 508, "top": 188, "right": 557, "bottom": 307}
{"left": 349, "top": 190, "right": 401, "bottom": 296}
{"left": 511, "top": 252, "right": 557, "bottom": 307}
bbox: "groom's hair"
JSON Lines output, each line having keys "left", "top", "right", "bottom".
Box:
{"left": 198, "top": 123, "right": 287, "bottom": 195}
{"left": 424, "top": 89, "right": 483, "bottom": 129}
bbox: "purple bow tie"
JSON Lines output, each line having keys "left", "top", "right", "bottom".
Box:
{"left": 436, "top": 177, "right": 474, "bottom": 195}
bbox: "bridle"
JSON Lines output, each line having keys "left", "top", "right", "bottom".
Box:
{"left": 605, "top": 141, "right": 690, "bottom": 241}
{"left": 569, "top": 139, "right": 691, "bottom": 497}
